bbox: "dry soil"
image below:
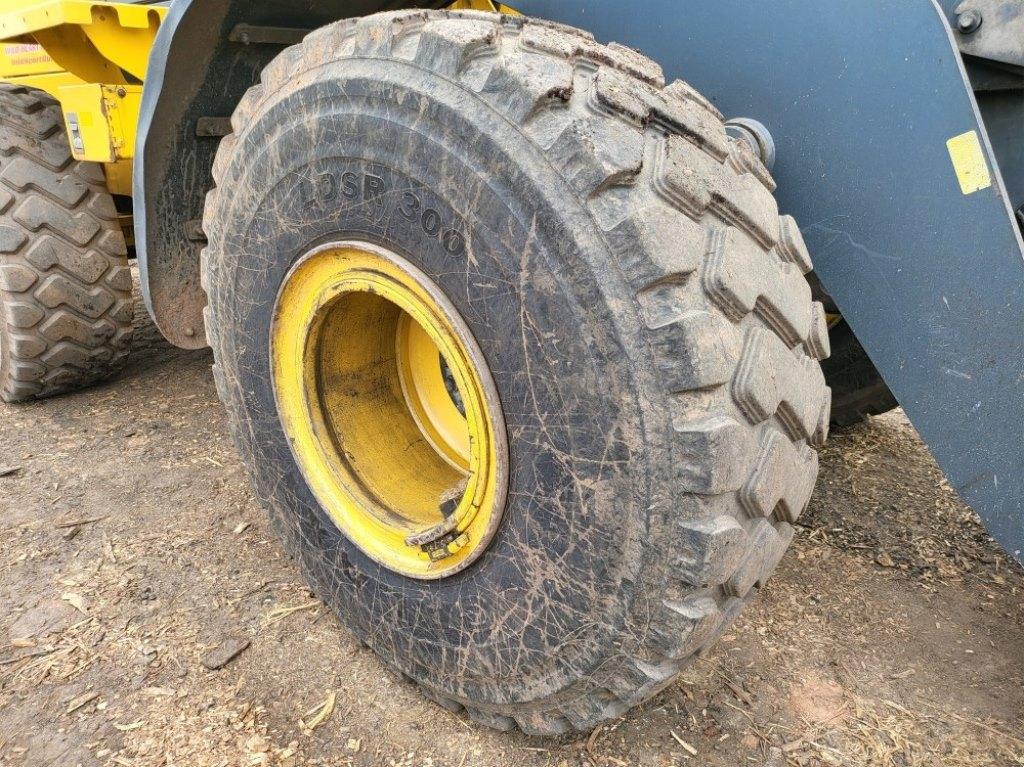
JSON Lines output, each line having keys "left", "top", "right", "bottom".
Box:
{"left": 1, "top": 300, "right": 1022, "bottom": 767}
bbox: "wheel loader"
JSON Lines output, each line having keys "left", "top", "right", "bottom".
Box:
{"left": 0, "top": 0, "right": 1020, "bottom": 736}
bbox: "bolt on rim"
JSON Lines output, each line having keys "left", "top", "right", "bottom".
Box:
{"left": 271, "top": 242, "right": 508, "bottom": 579}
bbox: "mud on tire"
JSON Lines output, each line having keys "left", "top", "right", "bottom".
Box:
{"left": 202, "top": 10, "right": 831, "bottom": 735}
{"left": 0, "top": 85, "right": 133, "bottom": 403}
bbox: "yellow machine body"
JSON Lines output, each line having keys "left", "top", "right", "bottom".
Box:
{"left": 0, "top": 1, "right": 167, "bottom": 196}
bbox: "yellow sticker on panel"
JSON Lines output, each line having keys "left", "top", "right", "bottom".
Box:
{"left": 946, "top": 130, "right": 992, "bottom": 195}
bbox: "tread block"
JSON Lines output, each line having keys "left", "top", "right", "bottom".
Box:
{"left": 704, "top": 227, "right": 813, "bottom": 347}
{"left": 477, "top": 49, "right": 574, "bottom": 124}
{"left": 513, "top": 711, "right": 573, "bottom": 737}
{"left": 591, "top": 66, "right": 649, "bottom": 123}
{"left": 727, "top": 137, "right": 775, "bottom": 193}
{"left": 257, "top": 42, "right": 310, "bottom": 93}
{"left": 675, "top": 514, "right": 749, "bottom": 588}
{"left": 607, "top": 200, "right": 705, "bottom": 289}
{"left": 418, "top": 687, "right": 464, "bottom": 714}
{"left": 812, "top": 387, "right": 831, "bottom": 449}
{"left": 776, "top": 215, "right": 814, "bottom": 274}
{"left": 732, "top": 327, "right": 829, "bottom": 440}
{"left": 209, "top": 134, "right": 237, "bottom": 187}
{"left": 410, "top": 19, "right": 500, "bottom": 76}
{"left": 591, "top": 68, "right": 730, "bottom": 162}
{"left": 72, "top": 162, "right": 106, "bottom": 186}
{"left": 673, "top": 416, "right": 757, "bottom": 494}
{"left": 8, "top": 359, "right": 45, "bottom": 382}
{"left": 650, "top": 309, "right": 742, "bottom": 392}
{"left": 0, "top": 130, "right": 72, "bottom": 170}
{"left": 23, "top": 235, "right": 107, "bottom": 283}
{"left": 651, "top": 596, "right": 721, "bottom": 660}
{"left": 0, "top": 263, "right": 36, "bottom": 292}
{"left": 105, "top": 265, "right": 133, "bottom": 293}
{"left": 13, "top": 195, "right": 100, "bottom": 246}
{"left": 230, "top": 84, "right": 266, "bottom": 135}
{"left": 664, "top": 79, "right": 724, "bottom": 121}
{"left": 84, "top": 191, "right": 117, "bottom": 221}
{"left": 34, "top": 273, "right": 115, "bottom": 318}
{"left": 301, "top": 18, "right": 358, "bottom": 59}
{"left": 7, "top": 332, "right": 45, "bottom": 358}
{"left": 603, "top": 658, "right": 677, "bottom": 706}
{"left": 38, "top": 311, "right": 114, "bottom": 346}
{"left": 0, "top": 155, "right": 88, "bottom": 207}
{"left": 465, "top": 708, "right": 517, "bottom": 732}
{"left": 636, "top": 274, "right": 691, "bottom": 329}
{"left": 805, "top": 302, "right": 831, "bottom": 362}
{"left": 725, "top": 520, "right": 793, "bottom": 598}
{"left": 559, "top": 692, "right": 628, "bottom": 731}
{"left": 740, "top": 430, "right": 819, "bottom": 523}
{"left": 110, "top": 325, "right": 133, "bottom": 350}
{"left": 94, "top": 228, "right": 127, "bottom": 258}
{"left": 0, "top": 223, "right": 26, "bottom": 254}
{"left": 654, "top": 134, "right": 780, "bottom": 248}
{"left": 521, "top": 25, "right": 664, "bottom": 87}
{"left": 108, "top": 297, "right": 134, "bottom": 326}
{"left": 351, "top": 11, "right": 428, "bottom": 58}
{"left": 40, "top": 340, "right": 113, "bottom": 369}
{"left": 651, "top": 89, "right": 731, "bottom": 162}
{"left": 533, "top": 109, "right": 644, "bottom": 197}
{"left": 5, "top": 300, "right": 44, "bottom": 328}
{"left": 695, "top": 596, "right": 746, "bottom": 658}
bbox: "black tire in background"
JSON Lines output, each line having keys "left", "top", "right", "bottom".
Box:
{"left": 202, "top": 10, "right": 831, "bottom": 735}
{"left": 0, "top": 85, "right": 132, "bottom": 403}
{"left": 824, "top": 320, "right": 898, "bottom": 427}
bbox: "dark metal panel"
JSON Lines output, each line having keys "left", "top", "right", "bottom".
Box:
{"left": 134, "top": 0, "right": 445, "bottom": 348}
{"left": 977, "top": 90, "right": 1024, "bottom": 217}
{"left": 514, "top": 0, "right": 1024, "bottom": 563}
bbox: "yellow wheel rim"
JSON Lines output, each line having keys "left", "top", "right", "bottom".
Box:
{"left": 271, "top": 242, "right": 508, "bottom": 579}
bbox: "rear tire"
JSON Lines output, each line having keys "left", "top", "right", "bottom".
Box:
{"left": 0, "top": 85, "right": 133, "bottom": 403}
{"left": 824, "top": 320, "right": 898, "bottom": 427}
{"left": 203, "top": 10, "right": 831, "bottom": 735}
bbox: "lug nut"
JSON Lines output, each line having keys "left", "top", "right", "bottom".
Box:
{"left": 957, "top": 10, "right": 983, "bottom": 34}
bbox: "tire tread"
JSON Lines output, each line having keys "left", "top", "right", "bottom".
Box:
{"left": 0, "top": 85, "right": 131, "bottom": 402}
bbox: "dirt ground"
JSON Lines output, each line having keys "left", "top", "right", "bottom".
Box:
{"left": 1, "top": 299, "right": 1022, "bottom": 767}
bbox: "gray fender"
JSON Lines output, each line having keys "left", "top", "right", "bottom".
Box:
{"left": 133, "top": 0, "right": 443, "bottom": 348}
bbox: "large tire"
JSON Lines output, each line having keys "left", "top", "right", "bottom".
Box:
{"left": 0, "top": 85, "right": 133, "bottom": 403}
{"left": 203, "top": 10, "right": 831, "bottom": 735}
{"left": 823, "top": 320, "right": 898, "bottom": 427}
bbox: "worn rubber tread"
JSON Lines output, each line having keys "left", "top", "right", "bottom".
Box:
{"left": 202, "top": 10, "right": 830, "bottom": 736}
{"left": 0, "top": 85, "right": 131, "bottom": 402}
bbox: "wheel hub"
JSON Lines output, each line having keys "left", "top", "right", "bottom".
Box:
{"left": 271, "top": 242, "right": 508, "bottom": 579}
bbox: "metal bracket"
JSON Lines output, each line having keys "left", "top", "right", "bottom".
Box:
{"left": 228, "top": 23, "right": 311, "bottom": 46}
{"left": 195, "top": 116, "right": 232, "bottom": 137}
{"left": 953, "top": 0, "right": 1024, "bottom": 68}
